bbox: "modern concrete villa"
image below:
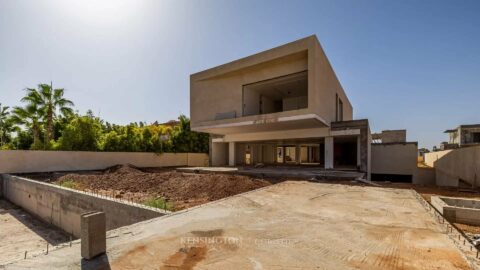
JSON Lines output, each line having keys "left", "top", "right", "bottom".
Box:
{"left": 190, "top": 35, "right": 371, "bottom": 176}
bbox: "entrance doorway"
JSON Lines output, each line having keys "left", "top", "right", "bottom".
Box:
{"left": 334, "top": 136, "right": 358, "bottom": 169}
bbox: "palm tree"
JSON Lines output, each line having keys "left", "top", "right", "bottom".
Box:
{"left": 11, "top": 104, "right": 43, "bottom": 148}
{"left": 23, "top": 82, "right": 74, "bottom": 146}
{"left": 0, "top": 103, "right": 10, "bottom": 146}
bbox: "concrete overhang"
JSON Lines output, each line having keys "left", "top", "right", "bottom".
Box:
{"left": 192, "top": 113, "right": 328, "bottom": 135}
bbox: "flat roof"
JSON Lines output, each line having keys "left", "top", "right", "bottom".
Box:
{"left": 445, "top": 124, "right": 480, "bottom": 133}
{"left": 7, "top": 182, "right": 475, "bottom": 270}
{"left": 190, "top": 35, "right": 316, "bottom": 80}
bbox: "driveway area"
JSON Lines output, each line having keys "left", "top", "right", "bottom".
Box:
{"left": 4, "top": 181, "right": 475, "bottom": 270}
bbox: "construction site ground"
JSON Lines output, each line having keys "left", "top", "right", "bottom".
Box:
{"left": 20, "top": 165, "right": 480, "bottom": 235}
{"left": 4, "top": 181, "right": 477, "bottom": 270}
{"left": 0, "top": 200, "right": 68, "bottom": 265}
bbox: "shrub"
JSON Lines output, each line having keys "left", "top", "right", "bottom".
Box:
{"left": 144, "top": 197, "right": 173, "bottom": 211}
{"left": 59, "top": 179, "right": 77, "bottom": 189}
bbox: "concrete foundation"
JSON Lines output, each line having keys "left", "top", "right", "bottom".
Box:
{"left": 81, "top": 212, "right": 106, "bottom": 260}
{"left": 432, "top": 196, "right": 480, "bottom": 226}
{"left": 1, "top": 174, "right": 165, "bottom": 238}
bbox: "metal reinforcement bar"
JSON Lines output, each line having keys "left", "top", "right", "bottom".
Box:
{"left": 411, "top": 189, "right": 480, "bottom": 270}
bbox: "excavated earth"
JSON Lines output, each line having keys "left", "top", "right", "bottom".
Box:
{"left": 35, "top": 165, "right": 272, "bottom": 210}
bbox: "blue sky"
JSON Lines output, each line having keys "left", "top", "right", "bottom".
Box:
{"left": 1, "top": 0, "right": 479, "bottom": 149}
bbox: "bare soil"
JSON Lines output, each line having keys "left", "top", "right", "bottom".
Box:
{"left": 32, "top": 165, "right": 272, "bottom": 211}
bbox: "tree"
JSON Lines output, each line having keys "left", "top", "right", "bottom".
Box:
{"left": 56, "top": 115, "right": 102, "bottom": 151}
{"left": 171, "top": 115, "right": 209, "bottom": 153}
{"left": 23, "top": 83, "right": 74, "bottom": 148}
{"left": 0, "top": 103, "right": 11, "bottom": 146}
{"left": 11, "top": 104, "right": 43, "bottom": 149}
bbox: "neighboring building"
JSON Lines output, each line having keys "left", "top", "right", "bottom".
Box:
{"left": 418, "top": 147, "right": 430, "bottom": 157}
{"left": 190, "top": 36, "right": 371, "bottom": 177}
{"left": 371, "top": 130, "right": 406, "bottom": 144}
{"left": 444, "top": 124, "right": 480, "bottom": 148}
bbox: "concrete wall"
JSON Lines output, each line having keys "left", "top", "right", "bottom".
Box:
{"left": 432, "top": 146, "right": 480, "bottom": 187}
{"left": 0, "top": 150, "right": 208, "bottom": 174}
{"left": 432, "top": 196, "right": 480, "bottom": 226}
{"left": 190, "top": 35, "right": 353, "bottom": 131}
{"left": 371, "top": 143, "right": 418, "bottom": 182}
{"left": 416, "top": 167, "right": 436, "bottom": 186}
{"left": 424, "top": 150, "right": 452, "bottom": 167}
{"left": 380, "top": 130, "right": 406, "bottom": 143}
{"left": 191, "top": 50, "right": 308, "bottom": 125}
{"left": 1, "top": 174, "right": 164, "bottom": 238}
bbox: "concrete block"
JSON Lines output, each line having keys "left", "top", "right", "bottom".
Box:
{"left": 81, "top": 211, "right": 106, "bottom": 260}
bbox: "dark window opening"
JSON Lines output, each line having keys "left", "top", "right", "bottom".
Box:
{"left": 336, "top": 94, "right": 343, "bottom": 122}
{"left": 472, "top": 133, "right": 480, "bottom": 143}
{"left": 242, "top": 71, "right": 308, "bottom": 116}
{"left": 371, "top": 174, "right": 413, "bottom": 183}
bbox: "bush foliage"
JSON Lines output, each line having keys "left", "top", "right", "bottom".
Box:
{"left": 0, "top": 84, "right": 209, "bottom": 153}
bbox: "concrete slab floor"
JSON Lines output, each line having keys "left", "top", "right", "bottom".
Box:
{"left": 0, "top": 200, "right": 69, "bottom": 265}
{"left": 178, "top": 166, "right": 365, "bottom": 180}
{"left": 3, "top": 182, "right": 477, "bottom": 270}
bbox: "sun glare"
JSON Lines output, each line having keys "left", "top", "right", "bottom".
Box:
{"left": 54, "top": 0, "right": 144, "bottom": 25}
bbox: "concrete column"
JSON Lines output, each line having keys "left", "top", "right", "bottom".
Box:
{"left": 324, "top": 137, "right": 334, "bottom": 169}
{"left": 81, "top": 211, "right": 106, "bottom": 260}
{"left": 295, "top": 145, "right": 301, "bottom": 164}
{"left": 228, "top": 142, "right": 236, "bottom": 166}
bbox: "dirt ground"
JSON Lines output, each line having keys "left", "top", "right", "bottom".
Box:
{"left": 0, "top": 200, "right": 69, "bottom": 265}
{"left": 25, "top": 165, "right": 272, "bottom": 211}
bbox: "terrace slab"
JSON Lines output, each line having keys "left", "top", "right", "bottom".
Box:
{"left": 3, "top": 181, "right": 475, "bottom": 269}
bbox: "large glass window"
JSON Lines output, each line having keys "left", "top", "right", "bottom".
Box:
{"left": 242, "top": 71, "right": 308, "bottom": 116}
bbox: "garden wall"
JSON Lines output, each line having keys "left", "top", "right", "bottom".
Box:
{"left": 424, "top": 150, "right": 452, "bottom": 167}
{"left": 1, "top": 174, "right": 165, "bottom": 238}
{"left": 0, "top": 150, "right": 208, "bottom": 173}
{"left": 433, "top": 146, "right": 480, "bottom": 187}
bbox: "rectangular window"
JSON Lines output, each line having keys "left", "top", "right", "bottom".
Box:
{"left": 336, "top": 94, "right": 343, "bottom": 122}
{"left": 472, "top": 133, "right": 480, "bottom": 143}
{"left": 338, "top": 98, "right": 343, "bottom": 121}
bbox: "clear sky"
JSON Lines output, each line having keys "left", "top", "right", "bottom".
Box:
{"left": 1, "top": 0, "right": 479, "bottom": 149}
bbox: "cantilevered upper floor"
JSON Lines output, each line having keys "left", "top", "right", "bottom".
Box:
{"left": 190, "top": 35, "right": 352, "bottom": 135}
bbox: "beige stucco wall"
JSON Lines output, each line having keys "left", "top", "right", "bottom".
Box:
{"left": 190, "top": 35, "right": 353, "bottom": 132}
{"left": 0, "top": 151, "right": 208, "bottom": 174}
{"left": 211, "top": 143, "right": 228, "bottom": 166}
{"left": 433, "top": 146, "right": 480, "bottom": 187}
{"left": 371, "top": 143, "right": 418, "bottom": 182}
{"left": 312, "top": 37, "right": 353, "bottom": 123}
{"left": 424, "top": 150, "right": 452, "bottom": 167}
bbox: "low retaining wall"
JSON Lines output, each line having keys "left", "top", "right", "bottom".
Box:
{"left": 0, "top": 150, "right": 209, "bottom": 174}
{"left": 431, "top": 196, "right": 480, "bottom": 226}
{"left": 1, "top": 174, "right": 165, "bottom": 238}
